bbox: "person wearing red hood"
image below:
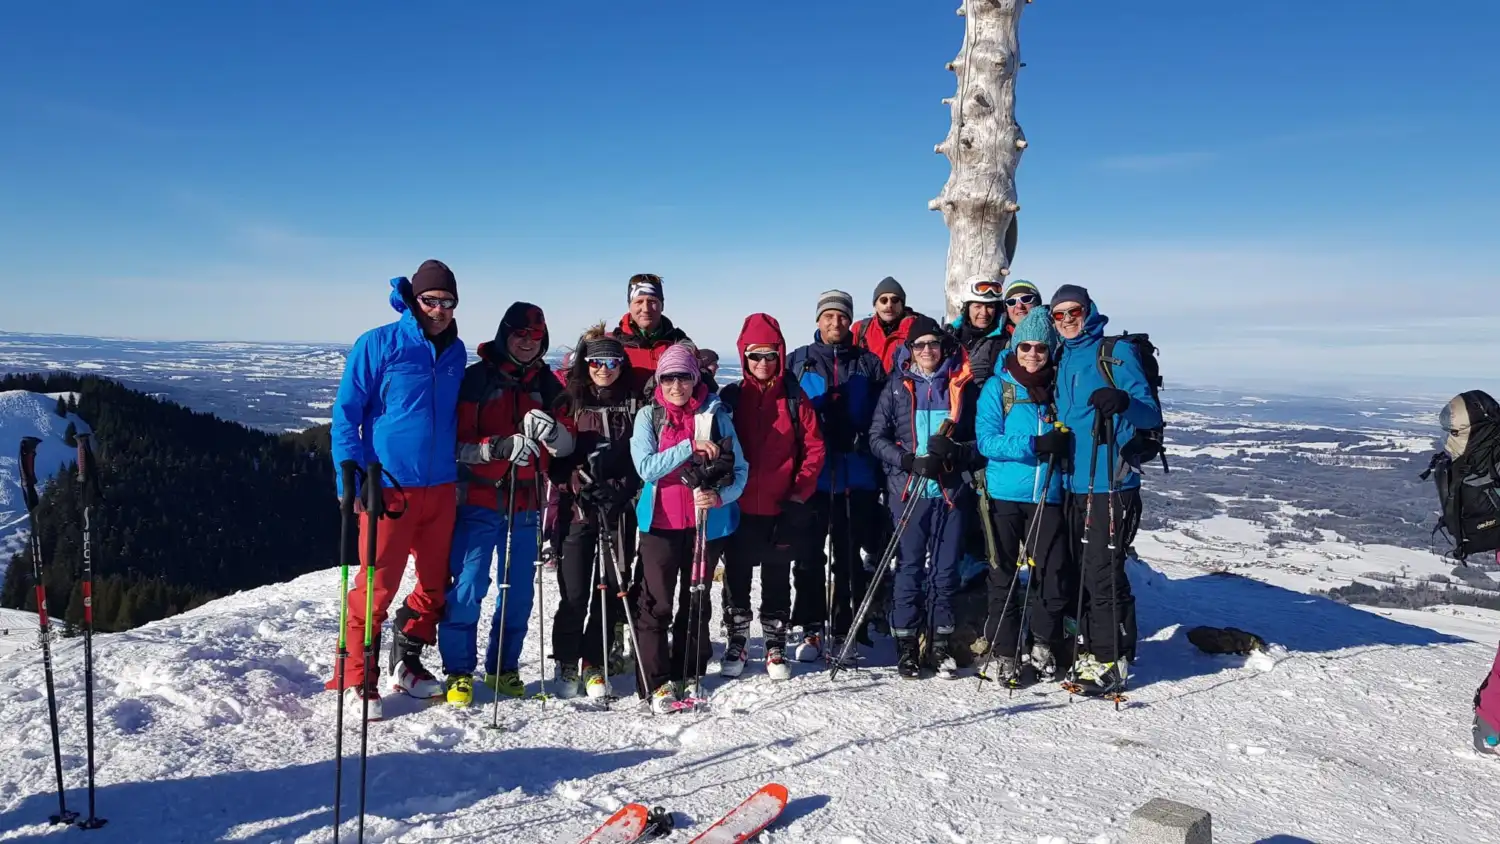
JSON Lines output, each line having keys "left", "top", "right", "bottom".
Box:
{"left": 437, "top": 302, "right": 576, "bottom": 708}
{"left": 717, "top": 313, "right": 826, "bottom": 680}
{"left": 612, "top": 273, "right": 693, "bottom": 395}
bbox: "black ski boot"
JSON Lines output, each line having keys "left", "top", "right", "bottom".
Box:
{"left": 896, "top": 635, "right": 921, "bottom": 679}
{"left": 930, "top": 634, "right": 957, "bottom": 679}
{"left": 389, "top": 607, "right": 443, "bottom": 699}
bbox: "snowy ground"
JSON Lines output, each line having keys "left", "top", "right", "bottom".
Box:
{"left": 0, "top": 391, "right": 92, "bottom": 581}
{"left": 1, "top": 546, "right": 1497, "bottom": 843}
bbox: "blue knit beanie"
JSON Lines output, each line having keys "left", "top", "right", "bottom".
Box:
{"left": 1010, "top": 307, "right": 1057, "bottom": 350}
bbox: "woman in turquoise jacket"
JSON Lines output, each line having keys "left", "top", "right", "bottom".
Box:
{"left": 975, "top": 308, "right": 1072, "bottom": 685}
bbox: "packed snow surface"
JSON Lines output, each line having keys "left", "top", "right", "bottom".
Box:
{"left": 1, "top": 545, "right": 1497, "bottom": 843}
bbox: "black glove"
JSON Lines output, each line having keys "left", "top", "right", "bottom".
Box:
{"left": 911, "top": 453, "right": 943, "bottom": 479}
{"left": 1033, "top": 428, "right": 1073, "bottom": 459}
{"left": 927, "top": 433, "right": 963, "bottom": 463}
{"left": 1089, "top": 387, "right": 1131, "bottom": 417}
{"left": 900, "top": 451, "right": 916, "bottom": 474}
{"left": 820, "top": 410, "right": 854, "bottom": 454}
{"left": 774, "top": 499, "right": 817, "bottom": 549}
{"left": 680, "top": 456, "right": 708, "bottom": 490}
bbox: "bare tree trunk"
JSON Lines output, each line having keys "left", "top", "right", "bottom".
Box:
{"left": 931, "top": 0, "right": 1027, "bottom": 322}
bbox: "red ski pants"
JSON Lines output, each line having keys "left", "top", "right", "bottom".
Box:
{"left": 329, "top": 483, "right": 456, "bottom": 690}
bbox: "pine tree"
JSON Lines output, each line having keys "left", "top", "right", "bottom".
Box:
{"left": 55, "top": 396, "right": 68, "bottom": 417}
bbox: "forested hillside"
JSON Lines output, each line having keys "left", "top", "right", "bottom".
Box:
{"left": 0, "top": 373, "right": 337, "bottom": 631}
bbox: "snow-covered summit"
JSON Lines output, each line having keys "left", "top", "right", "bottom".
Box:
{"left": 0, "top": 550, "right": 1496, "bottom": 842}
{"left": 0, "top": 391, "right": 92, "bottom": 580}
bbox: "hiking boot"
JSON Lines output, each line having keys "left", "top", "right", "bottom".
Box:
{"left": 930, "top": 635, "right": 958, "bottom": 680}
{"left": 484, "top": 671, "right": 525, "bottom": 698}
{"left": 765, "top": 638, "right": 791, "bottom": 681}
{"left": 982, "top": 655, "right": 1021, "bottom": 685}
{"left": 792, "top": 627, "right": 823, "bottom": 663}
{"left": 444, "top": 674, "right": 474, "bottom": 708}
{"left": 1029, "top": 642, "right": 1057, "bottom": 682}
{"left": 720, "top": 635, "right": 748, "bottom": 678}
{"left": 581, "top": 664, "right": 611, "bottom": 699}
{"left": 1091, "top": 657, "right": 1129, "bottom": 695}
{"left": 896, "top": 636, "right": 921, "bottom": 679}
{"left": 553, "top": 662, "right": 581, "bottom": 699}
{"left": 392, "top": 649, "right": 444, "bottom": 700}
{"left": 342, "top": 680, "right": 384, "bottom": 722}
{"left": 650, "top": 682, "right": 679, "bottom": 715}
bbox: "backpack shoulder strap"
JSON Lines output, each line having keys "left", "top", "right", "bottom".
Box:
{"left": 1002, "top": 380, "right": 1017, "bottom": 416}
{"left": 785, "top": 377, "right": 805, "bottom": 474}
{"left": 853, "top": 320, "right": 871, "bottom": 350}
{"left": 651, "top": 404, "right": 667, "bottom": 442}
{"left": 1097, "top": 335, "right": 1121, "bottom": 389}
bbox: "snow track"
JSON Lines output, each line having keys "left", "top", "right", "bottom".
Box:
{"left": 1, "top": 554, "right": 1497, "bottom": 843}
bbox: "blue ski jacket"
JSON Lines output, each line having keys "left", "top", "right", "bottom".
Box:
{"left": 1054, "top": 304, "right": 1162, "bottom": 494}
{"left": 786, "top": 332, "right": 887, "bottom": 493}
{"left": 975, "top": 354, "right": 1065, "bottom": 505}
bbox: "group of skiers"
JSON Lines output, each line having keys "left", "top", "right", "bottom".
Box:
{"left": 329, "top": 260, "right": 1165, "bottom": 719}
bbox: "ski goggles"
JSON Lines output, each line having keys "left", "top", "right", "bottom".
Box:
{"left": 745, "top": 351, "right": 780, "bottom": 363}
{"left": 586, "top": 357, "right": 623, "bottom": 370}
{"left": 969, "top": 280, "right": 1004, "bottom": 298}
{"left": 415, "top": 295, "right": 457, "bottom": 311}
{"left": 1051, "top": 306, "right": 1085, "bottom": 322}
{"left": 1004, "top": 293, "right": 1038, "bottom": 307}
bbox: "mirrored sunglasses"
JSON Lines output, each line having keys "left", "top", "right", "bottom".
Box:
{"left": 1004, "top": 293, "right": 1038, "bottom": 307}
{"left": 1051, "top": 307, "right": 1084, "bottom": 322}
{"left": 416, "top": 295, "right": 457, "bottom": 311}
{"left": 587, "top": 357, "right": 623, "bottom": 370}
{"left": 510, "top": 325, "right": 545, "bottom": 341}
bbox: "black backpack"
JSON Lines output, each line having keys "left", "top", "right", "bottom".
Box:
{"left": 1422, "top": 390, "right": 1500, "bottom": 562}
{"left": 1097, "top": 333, "right": 1169, "bottom": 473}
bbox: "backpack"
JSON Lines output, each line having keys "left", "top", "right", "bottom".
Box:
{"left": 1421, "top": 390, "right": 1500, "bottom": 562}
{"left": 1097, "top": 333, "right": 1169, "bottom": 473}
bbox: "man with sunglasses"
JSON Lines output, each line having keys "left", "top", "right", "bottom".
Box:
{"left": 612, "top": 273, "right": 693, "bottom": 395}
{"left": 441, "top": 301, "right": 576, "bottom": 706}
{"left": 852, "top": 276, "right": 929, "bottom": 374}
{"left": 1048, "top": 284, "right": 1161, "bottom": 696}
{"left": 328, "top": 259, "right": 468, "bottom": 715}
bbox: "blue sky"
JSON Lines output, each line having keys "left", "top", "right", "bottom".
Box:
{"left": 2, "top": 1, "right": 1496, "bottom": 390}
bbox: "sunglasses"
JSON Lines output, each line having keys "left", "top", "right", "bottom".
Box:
{"left": 876, "top": 295, "right": 904, "bottom": 306}
{"left": 509, "top": 326, "right": 545, "bottom": 342}
{"left": 1015, "top": 342, "right": 1049, "bottom": 354}
{"left": 416, "top": 295, "right": 457, "bottom": 311}
{"left": 910, "top": 340, "right": 943, "bottom": 352}
{"left": 659, "top": 373, "right": 695, "bottom": 386}
{"left": 746, "top": 351, "right": 780, "bottom": 363}
{"left": 1051, "top": 307, "right": 1084, "bottom": 322}
{"left": 1004, "top": 294, "right": 1038, "bottom": 307}
{"left": 587, "top": 357, "right": 623, "bottom": 370}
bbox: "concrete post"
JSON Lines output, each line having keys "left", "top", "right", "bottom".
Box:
{"left": 1128, "top": 798, "right": 1212, "bottom": 844}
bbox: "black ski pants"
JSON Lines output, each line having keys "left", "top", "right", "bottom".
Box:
{"left": 984, "top": 499, "right": 1072, "bottom": 657}
{"left": 551, "top": 504, "right": 636, "bottom": 670}
{"left": 790, "top": 488, "right": 886, "bottom": 637}
{"left": 634, "top": 527, "right": 723, "bottom": 698}
{"left": 720, "top": 513, "right": 792, "bottom": 638}
{"left": 1067, "top": 487, "right": 1142, "bottom": 665}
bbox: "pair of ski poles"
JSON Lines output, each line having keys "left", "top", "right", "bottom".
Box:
{"left": 18, "top": 434, "right": 108, "bottom": 831}
{"left": 1068, "top": 410, "right": 1128, "bottom": 709}
{"left": 332, "top": 460, "right": 384, "bottom": 844}
{"left": 488, "top": 467, "right": 552, "bottom": 731}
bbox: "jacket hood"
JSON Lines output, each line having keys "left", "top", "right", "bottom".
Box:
{"left": 1061, "top": 302, "right": 1110, "bottom": 349}
{"left": 390, "top": 276, "right": 414, "bottom": 315}
{"left": 736, "top": 313, "right": 786, "bottom": 377}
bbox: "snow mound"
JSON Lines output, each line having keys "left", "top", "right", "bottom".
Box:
{"left": 0, "top": 391, "right": 92, "bottom": 580}
{"left": 0, "top": 555, "right": 1497, "bottom": 842}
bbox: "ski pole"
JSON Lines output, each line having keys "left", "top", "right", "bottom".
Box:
{"left": 489, "top": 467, "right": 519, "bottom": 731}
{"left": 332, "top": 461, "right": 359, "bottom": 844}
{"left": 1105, "top": 416, "right": 1125, "bottom": 710}
{"left": 356, "top": 461, "right": 384, "bottom": 844}
{"left": 598, "top": 511, "right": 648, "bottom": 696}
{"left": 831, "top": 476, "right": 921, "bottom": 681}
{"left": 1068, "top": 417, "right": 1104, "bottom": 693}
{"left": 594, "top": 535, "right": 612, "bottom": 703}
{"left": 533, "top": 473, "right": 549, "bottom": 705}
{"left": 975, "top": 459, "right": 1053, "bottom": 691}
{"left": 684, "top": 510, "right": 710, "bottom": 708}
{"left": 1007, "top": 456, "right": 1060, "bottom": 694}
{"left": 74, "top": 434, "right": 107, "bottom": 831}
{"left": 18, "top": 437, "right": 78, "bottom": 827}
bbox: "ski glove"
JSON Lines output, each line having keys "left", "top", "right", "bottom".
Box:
{"left": 522, "top": 409, "right": 559, "bottom": 443}
{"left": 910, "top": 453, "right": 944, "bottom": 480}
{"left": 1088, "top": 387, "right": 1131, "bottom": 417}
{"left": 900, "top": 451, "right": 916, "bottom": 474}
{"left": 926, "top": 433, "right": 964, "bottom": 463}
{"left": 1033, "top": 429, "right": 1073, "bottom": 459}
{"left": 483, "top": 434, "right": 540, "bottom": 467}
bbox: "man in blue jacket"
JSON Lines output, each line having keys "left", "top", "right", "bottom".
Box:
{"left": 785, "top": 290, "right": 888, "bottom": 661}
{"left": 327, "top": 259, "right": 468, "bottom": 720}
{"left": 1050, "top": 284, "right": 1162, "bottom": 695}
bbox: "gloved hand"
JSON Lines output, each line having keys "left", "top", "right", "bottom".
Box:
{"left": 910, "top": 453, "right": 943, "bottom": 479}
{"left": 1088, "top": 387, "right": 1131, "bottom": 417}
{"left": 1033, "top": 428, "right": 1073, "bottom": 459}
{"left": 926, "top": 433, "right": 964, "bottom": 464}
{"left": 900, "top": 451, "right": 916, "bottom": 474}
{"left": 482, "top": 434, "right": 540, "bottom": 467}
{"left": 522, "top": 409, "right": 559, "bottom": 443}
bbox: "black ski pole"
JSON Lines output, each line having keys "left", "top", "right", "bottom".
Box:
{"left": 74, "top": 435, "right": 107, "bottom": 831}
{"left": 533, "top": 473, "right": 550, "bottom": 705}
{"left": 332, "top": 461, "right": 359, "bottom": 844}
{"left": 18, "top": 437, "right": 78, "bottom": 826}
{"left": 598, "top": 511, "right": 649, "bottom": 696}
{"left": 831, "top": 476, "right": 921, "bottom": 681}
{"left": 489, "top": 467, "right": 519, "bottom": 731}
{"left": 1067, "top": 417, "right": 1104, "bottom": 698}
{"left": 357, "top": 462, "right": 385, "bottom": 844}
{"left": 1105, "top": 417, "right": 1125, "bottom": 710}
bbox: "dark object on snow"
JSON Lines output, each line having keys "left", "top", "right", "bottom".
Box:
{"left": 1422, "top": 390, "right": 1500, "bottom": 563}
{"left": 1186, "top": 626, "right": 1267, "bottom": 655}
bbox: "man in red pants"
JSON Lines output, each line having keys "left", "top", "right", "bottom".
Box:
{"left": 327, "top": 260, "right": 468, "bottom": 720}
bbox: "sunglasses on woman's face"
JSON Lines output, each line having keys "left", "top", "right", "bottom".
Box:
{"left": 1051, "top": 307, "right": 1084, "bottom": 322}
{"left": 1005, "top": 294, "right": 1038, "bottom": 307}
{"left": 659, "top": 373, "right": 694, "bottom": 386}
{"left": 587, "top": 357, "right": 622, "bottom": 370}
{"left": 510, "top": 326, "right": 545, "bottom": 342}
{"left": 416, "top": 295, "right": 457, "bottom": 311}
{"left": 1015, "top": 342, "right": 1048, "bottom": 354}
{"left": 746, "top": 351, "right": 780, "bottom": 363}
{"left": 911, "top": 340, "right": 943, "bottom": 352}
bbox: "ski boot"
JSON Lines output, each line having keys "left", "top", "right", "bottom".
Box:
{"left": 720, "top": 611, "right": 751, "bottom": 678}
{"left": 1029, "top": 641, "right": 1058, "bottom": 682}
{"left": 581, "top": 664, "right": 612, "bottom": 700}
{"left": 388, "top": 616, "right": 444, "bottom": 699}
{"left": 982, "top": 655, "right": 1021, "bottom": 686}
{"left": 896, "top": 635, "right": 921, "bottom": 679}
{"left": 1091, "top": 657, "right": 1129, "bottom": 698}
{"left": 1474, "top": 713, "right": 1498, "bottom": 756}
{"left": 485, "top": 670, "right": 525, "bottom": 698}
{"left": 445, "top": 674, "right": 474, "bottom": 708}
{"left": 553, "top": 661, "right": 581, "bottom": 699}
{"left": 929, "top": 634, "right": 958, "bottom": 680}
{"left": 792, "top": 625, "right": 824, "bottom": 663}
{"left": 342, "top": 677, "right": 384, "bottom": 722}
{"left": 607, "top": 629, "right": 635, "bottom": 677}
{"left": 764, "top": 622, "right": 791, "bottom": 681}
{"left": 650, "top": 682, "right": 679, "bottom": 715}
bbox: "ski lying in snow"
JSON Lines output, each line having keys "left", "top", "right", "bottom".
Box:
{"left": 1060, "top": 680, "right": 1128, "bottom": 704}
{"left": 689, "top": 783, "right": 788, "bottom": 843}
{"left": 581, "top": 804, "right": 673, "bottom": 843}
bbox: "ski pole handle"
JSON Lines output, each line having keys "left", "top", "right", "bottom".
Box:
{"left": 364, "top": 461, "right": 385, "bottom": 519}
{"left": 339, "top": 461, "right": 358, "bottom": 511}
{"left": 19, "top": 437, "right": 42, "bottom": 507}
